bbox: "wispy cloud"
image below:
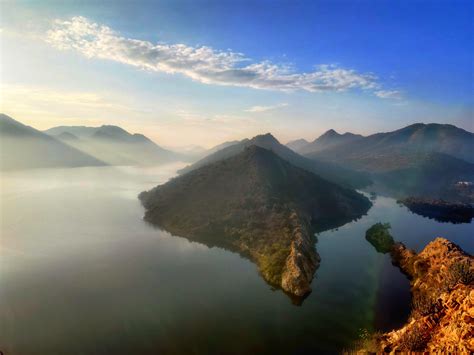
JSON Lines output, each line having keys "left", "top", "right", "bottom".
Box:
{"left": 245, "top": 103, "right": 288, "bottom": 113}
{"left": 375, "top": 90, "right": 402, "bottom": 99}
{"left": 45, "top": 17, "right": 392, "bottom": 95}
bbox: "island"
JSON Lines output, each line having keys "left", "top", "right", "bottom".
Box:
{"left": 365, "top": 222, "right": 395, "bottom": 254}
{"left": 399, "top": 197, "right": 474, "bottom": 223}
{"left": 139, "top": 145, "right": 372, "bottom": 300}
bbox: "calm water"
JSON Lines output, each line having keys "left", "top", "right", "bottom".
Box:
{"left": 1, "top": 165, "right": 473, "bottom": 355}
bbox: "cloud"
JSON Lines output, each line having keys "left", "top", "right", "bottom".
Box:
{"left": 46, "top": 17, "right": 387, "bottom": 95}
{"left": 245, "top": 103, "right": 288, "bottom": 113}
{"left": 375, "top": 90, "right": 402, "bottom": 99}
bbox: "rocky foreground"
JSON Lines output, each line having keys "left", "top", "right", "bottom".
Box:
{"left": 140, "top": 145, "right": 371, "bottom": 300}
{"left": 374, "top": 238, "right": 473, "bottom": 353}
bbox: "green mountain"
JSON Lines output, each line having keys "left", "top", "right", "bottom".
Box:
{"left": 373, "top": 152, "right": 474, "bottom": 202}
{"left": 45, "top": 124, "right": 184, "bottom": 165}
{"left": 179, "top": 133, "right": 371, "bottom": 188}
{"left": 0, "top": 114, "right": 105, "bottom": 171}
{"left": 139, "top": 145, "right": 371, "bottom": 300}
{"left": 306, "top": 123, "right": 474, "bottom": 202}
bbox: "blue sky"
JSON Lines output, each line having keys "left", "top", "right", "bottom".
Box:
{"left": 1, "top": 0, "right": 472, "bottom": 147}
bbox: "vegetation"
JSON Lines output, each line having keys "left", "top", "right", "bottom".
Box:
{"left": 400, "top": 197, "right": 474, "bottom": 223}
{"left": 140, "top": 145, "right": 371, "bottom": 296}
{"left": 305, "top": 123, "right": 474, "bottom": 203}
{"left": 398, "top": 324, "right": 429, "bottom": 351}
{"left": 446, "top": 260, "right": 474, "bottom": 289}
{"left": 178, "top": 132, "right": 371, "bottom": 188}
{"left": 259, "top": 241, "right": 291, "bottom": 285}
{"left": 365, "top": 223, "right": 394, "bottom": 253}
{"left": 411, "top": 290, "right": 438, "bottom": 317}
{"left": 373, "top": 238, "right": 473, "bottom": 353}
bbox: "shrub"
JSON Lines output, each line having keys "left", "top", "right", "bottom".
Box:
{"left": 411, "top": 291, "right": 438, "bottom": 316}
{"left": 398, "top": 324, "right": 429, "bottom": 351}
{"left": 365, "top": 222, "right": 395, "bottom": 254}
{"left": 445, "top": 260, "right": 474, "bottom": 290}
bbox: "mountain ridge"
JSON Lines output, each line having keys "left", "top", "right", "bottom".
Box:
{"left": 178, "top": 132, "right": 371, "bottom": 188}
{"left": 45, "top": 124, "right": 184, "bottom": 165}
{"left": 0, "top": 114, "right": 106, "bottom": 171}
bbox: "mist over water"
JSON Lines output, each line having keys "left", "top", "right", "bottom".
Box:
{"left": 1, "top": 165, "right": 473, "bottom": 354}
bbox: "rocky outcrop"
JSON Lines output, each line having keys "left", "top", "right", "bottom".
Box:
{"left": 377, "top": 238, "right": 473, "bottom": 353}
{"left": 280, "top": 213, "right": 320, "bottom": 297}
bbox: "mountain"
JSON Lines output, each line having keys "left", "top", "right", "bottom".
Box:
{"left": 167, "top": 141, "right": 241, "bottom": 161}
{"left": 306, "top": 123, "right": 474, "bottom": 202}
{"left": 307, "top": 123, "right": 474, "bottom": 165}
{"left": 0, "top": 114, "right": 105, "bottom": 171}
{"left": 298, "top": 129, "right": 363, "bottom": 155}
{"left": 44, "top": 126, "right": 99, "bottom": 138}
{"left": 139, "top": 145, "right": 371, "bottom": 299}
{"left": 286, "top": 138, "right": 310, "bottom": 152}
{"left": 45, "top": 124, "right": 184, "bottom": 165}
{"left": 167, "top": 144, "right": 208, "bottom": 160}
{"left": 54, "top": 132, "right": 79, "bottom": 141}
{"left": 178, "top": 133, "right": 371, "bottom": 188}
{"left": 373, "top": 152, "right": 474, "bottom": 202}
{"left": 206, "top": 140, "right": 241, "bottom": 155}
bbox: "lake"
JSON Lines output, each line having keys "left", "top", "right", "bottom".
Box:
{"left": 1, "top": 165, "right": 472, "bottom": 354}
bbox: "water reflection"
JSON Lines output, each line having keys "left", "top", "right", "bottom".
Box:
{"left": 0, "top": 166, "right": 472, "bottom": 354}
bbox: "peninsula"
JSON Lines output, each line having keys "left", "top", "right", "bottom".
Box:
{"left": 139, "top": 145, "right": 371, "bottom": 299}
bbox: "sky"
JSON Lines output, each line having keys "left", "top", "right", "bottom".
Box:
{"left": 1, "top": 0, "right": 472, "bottom": 148}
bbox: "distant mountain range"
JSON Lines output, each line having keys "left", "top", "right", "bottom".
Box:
{"left": 3, "top": 114, "right": 473, "bottom": 203}
{"left": 292, "top": 123, "right": 474, "bottom": 202}
{"left": 288, "top": 129, "right": 363, "bottom": 155}
{"left": 286, "top": 138, "right": 310, "bottom": 153}
{"left": 303, "top": 123, "right": 474, "bottom": 164}
{"left": 179, "top": 133, "right": 371, "bottom": 188}
{"left": 140, "top": 145, "right": 371, "bottom": 299}
{"left": 0, "top": 114, "right": 105, "bottom": 171}
{"left": 44, "top": 124, "right": 183, "bottom": 166}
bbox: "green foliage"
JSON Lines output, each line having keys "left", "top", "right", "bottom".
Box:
{"left": 365, "top": 223, "right": 395, "bottom": 254}
{"left": 259, "top": 242, "right": 291, "bottom": 285}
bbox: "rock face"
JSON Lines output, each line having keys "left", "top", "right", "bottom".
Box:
{"left": 280, "top": 213, "right": 320, "bottom": 297}
{"left": 379, "top": 238, "right": 473, "bottom": 353}
{"left": 140, "top": 145, "right": 371, "bottom": 300}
